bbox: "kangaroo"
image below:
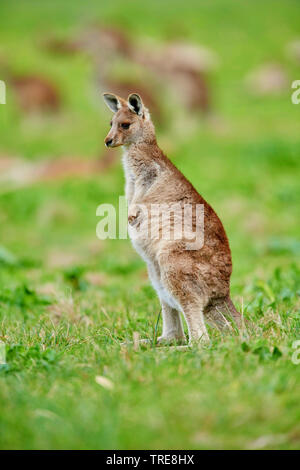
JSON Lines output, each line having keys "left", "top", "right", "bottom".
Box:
{"left": 103, "top": 92, "right": 242, "bottom": 345}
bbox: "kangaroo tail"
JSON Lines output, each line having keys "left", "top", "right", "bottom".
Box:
{"left": 204, "top": 295, "right": 242, "bottom": 329}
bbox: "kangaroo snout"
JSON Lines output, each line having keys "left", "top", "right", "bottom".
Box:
{"left": 105, "top": 137, "right": 113, "bottom": 147}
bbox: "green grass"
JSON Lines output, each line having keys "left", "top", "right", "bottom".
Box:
{"left": 0, "top": 0, "right": 300, "bottom": 449}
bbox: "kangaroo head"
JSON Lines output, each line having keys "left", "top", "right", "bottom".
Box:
{"left": 103, "top": 93, "right": 154, "bottom": 148}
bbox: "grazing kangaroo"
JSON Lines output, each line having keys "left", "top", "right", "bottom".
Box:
{"left": 103, "top": 92, "right": 241, "bottom": 345}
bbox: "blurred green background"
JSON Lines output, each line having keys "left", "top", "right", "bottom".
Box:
{"left": 0, "top": 0, "right": 299, "bottom": 450}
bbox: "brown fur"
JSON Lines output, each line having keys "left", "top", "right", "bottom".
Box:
{"left": 103, "top": 92, "right": 241, "bottom": 345}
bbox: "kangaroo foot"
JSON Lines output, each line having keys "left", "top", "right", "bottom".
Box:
{"left": 157, "top": 335, "right": 186, "bottom": 346}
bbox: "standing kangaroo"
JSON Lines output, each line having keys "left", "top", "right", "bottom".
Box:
{"left": 103, "top": 92, "right": 242, "bottom": 345}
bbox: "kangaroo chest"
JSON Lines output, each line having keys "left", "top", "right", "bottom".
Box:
{"left": 122, "top": 150, "right": 159, "bottom": 263}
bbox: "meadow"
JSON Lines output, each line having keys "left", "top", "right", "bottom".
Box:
{"left": 0, "top": 0, "right": 299, "bottom": 449}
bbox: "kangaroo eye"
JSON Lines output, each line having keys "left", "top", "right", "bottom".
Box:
{"left": 121, "top": 123, "right": 130, "bottom": 129}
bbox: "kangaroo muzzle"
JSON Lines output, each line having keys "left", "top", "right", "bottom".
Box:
{"left": 105, "top": 137, "right": 113, "bottom": 147}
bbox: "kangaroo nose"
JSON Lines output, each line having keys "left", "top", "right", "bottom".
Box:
{"left": 105, "top": 138, "right": 113, "bottom": 147}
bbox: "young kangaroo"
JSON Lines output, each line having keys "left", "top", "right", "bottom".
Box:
{"left": 103, "top": 92, "right": 242, "bottom": 345}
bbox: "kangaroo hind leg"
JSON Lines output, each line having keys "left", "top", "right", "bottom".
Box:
{"left": 157, "top": 301, "right": 186, "bottom": 345}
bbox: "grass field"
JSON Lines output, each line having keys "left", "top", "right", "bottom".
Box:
{"left": 0, "top": 0, "right": 300, "bottom": 449}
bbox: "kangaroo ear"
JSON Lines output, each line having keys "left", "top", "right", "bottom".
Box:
{"left": 103, "top": 93, "right": 122, "bottom": 113}
{"left": 128, "top": 93, "right": 143, "bottom": 116}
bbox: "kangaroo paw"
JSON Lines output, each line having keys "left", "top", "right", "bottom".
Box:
{"left": 157, "top": 335, "right": 187, "bottom": 346}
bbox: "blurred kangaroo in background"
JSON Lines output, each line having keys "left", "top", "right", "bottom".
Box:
{"left": 103, "top": 92, "right": 242, "bottom": 345}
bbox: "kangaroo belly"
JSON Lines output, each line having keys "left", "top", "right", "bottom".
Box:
{"left": 127, "top": 201, "right": 155, "bottom": 262}
{"left": 127, "top": 203, "right": 165, "bottom": 265}
{"left": 127, "top": 203, "right": 179, "bottom": 310}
